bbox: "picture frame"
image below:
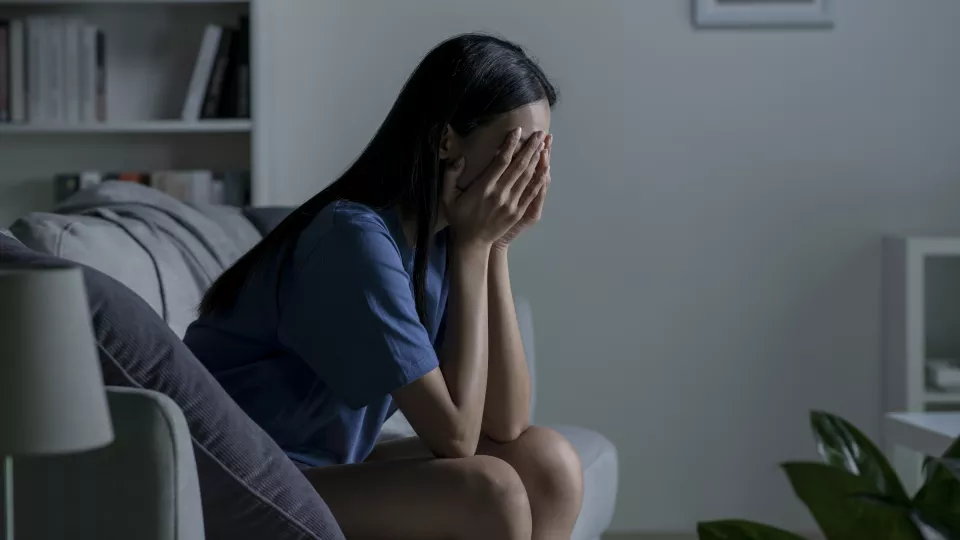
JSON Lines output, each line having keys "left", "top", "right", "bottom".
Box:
{"left": 694, "top": 0, "right": 835, "bottom": 29}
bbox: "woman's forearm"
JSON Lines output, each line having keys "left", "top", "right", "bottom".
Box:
{"left": 483, "top": 248, "right": 532, "bottom": 442}
{"left": 437, "top": 242, "right": 491, "bottom": 453}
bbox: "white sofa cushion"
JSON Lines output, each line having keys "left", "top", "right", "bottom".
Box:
{"left": 10, "top": 186, "right": 260, "bottom": 338}
{"left": 12, "top": 211, "right": 202, "bottom": 337}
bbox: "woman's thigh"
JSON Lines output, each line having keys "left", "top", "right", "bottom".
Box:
{"left": 303, "top": 455, "right": 531, "bottom": 540}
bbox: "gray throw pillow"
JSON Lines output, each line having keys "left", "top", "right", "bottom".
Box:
{"left": 0, "top": 235, "right": 345, "bottom": 540}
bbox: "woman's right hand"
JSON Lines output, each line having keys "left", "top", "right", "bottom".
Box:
{"left": 442, "top": 128, "right": 547, "bottom": 249}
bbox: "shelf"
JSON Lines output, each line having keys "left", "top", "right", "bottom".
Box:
{"left": 0, "top": 1, "right": 247, "bottom": 4}
{"left": 924, "top": 390, "right": 960, "bottom": 405}
{"left": 0, "top": 120, "right": 252, "bottom": 134}
{"left": 889, "top": 237, "right": 960, "bottom": 258}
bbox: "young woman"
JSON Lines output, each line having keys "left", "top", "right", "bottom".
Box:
{"left": 185, "top": 34, "right": 583, "bottom": 540}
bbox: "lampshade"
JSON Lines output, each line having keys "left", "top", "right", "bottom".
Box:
{"left": 0, "top": 264, "right": 114, "bottom": 455}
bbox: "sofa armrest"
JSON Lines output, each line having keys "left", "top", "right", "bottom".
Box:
{"left": 11, "top": 387, "right": 204, "bottom": 540}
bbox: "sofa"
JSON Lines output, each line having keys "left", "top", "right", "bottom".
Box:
{"left": 3, "top": 182, "right": 618, "bottom": 540}
{"left": 10, "top": 387, "right": 205, "bottom": 540}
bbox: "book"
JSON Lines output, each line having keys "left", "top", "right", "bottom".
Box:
{"left": 105, "top": 171, "right": 149, "bottom": 184}
{"left": 188, "top": 170, "right": 215, "bottom": 205}
{"left": 46, "top": 17, "right": 64, "bottom": 122}
{"left": 182, "top": 25, "right": 222, "bottom": 121}
{"left": 79, "top": 171, "right": 103, "bottom": 190}
{"left": 201, "top": 28, "right": 234, "bottom": 119}
{"left": 53, "top": 171, "right": 102, "bottom": 203}
{"left": 26, "top": 17, "right": 46, "bottom": 123}
{"left": 63, "top": 18, "right": 83, "bottom": 124}
{"left": 95, "top": 29, "right": 105, "bottom": 122}
{"left": 212, "top": 178, "right": 225, "bottom": 205}
{"left": 152, "top": 171, "right": 215, "bottom": 204}
{"left": 151, "top": 171, "right": 187, "bottom": 202}
{"left": 220, "top": 16, "right": 248, "bottom": 118}
{"left": 235, "top": 16, "right": 250, "bottom": 118}
{"left": 54, "top": 169, "right": 250, "bottom": 206}
{"left": 9, "top": 19, "right": 25, "bottom": 123}
{"left": 79, "top": 24, "right": 97, "bottom": 122}
{"left": 0, "top": 20, "right": 9, "bottom": 122}
{"left": 218, "top": 170, "right": 251, "bottom": 206}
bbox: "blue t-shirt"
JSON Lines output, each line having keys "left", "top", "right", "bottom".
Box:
{"left": 183, "top": 201, "right": 448, "bottom": 467}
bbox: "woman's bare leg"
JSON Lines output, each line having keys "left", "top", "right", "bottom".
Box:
{"left": 304, "top": 455, "right": 531, "bottom": 540}
{"left": 479, "top": 427, "right": 584, "bottom": 539}
{"left": 368, "top": 426, "right": 584, "bottom": 540}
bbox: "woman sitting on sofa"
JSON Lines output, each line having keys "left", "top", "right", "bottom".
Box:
{"left": 184, "top": 33, "right": 583, "bottom": 540}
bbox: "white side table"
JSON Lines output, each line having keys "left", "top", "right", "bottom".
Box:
{"left": 886, "top": 412, "right": 960, "bottom": 493}
{"left": 885, "top": 413, "right": 960, "bottom": 479}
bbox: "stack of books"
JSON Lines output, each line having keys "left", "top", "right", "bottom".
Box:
{"left": 182, "top": 16, "right": 250, "bottom": 121}
{"left": 54, "top": 170, "right": 251, "bottom": 207}
{"left": 0, "top": 17, "right": 106, "bottom": 124}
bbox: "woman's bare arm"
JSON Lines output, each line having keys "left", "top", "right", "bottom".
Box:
{"left": 482, "top": 249, "right": 532, "bottom": 442}
{"left": 392, "top": 129, "right": 544, "bottom": 458}
{"left": 392, "top": 242, "right": 490, "bottom": 458}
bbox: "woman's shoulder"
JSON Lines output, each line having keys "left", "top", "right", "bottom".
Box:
{"left": 295, "top": 200, "right": 398, "bottom": 262}
{"left": 330, "top": 200, "right": 391, "bottom": 231}
{"left": 299, "top": 199, "right": 386, "bottom": 235}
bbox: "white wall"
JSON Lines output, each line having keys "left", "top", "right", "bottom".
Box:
{"left": 258, "top": 0, "right": 960, "bottom": 532}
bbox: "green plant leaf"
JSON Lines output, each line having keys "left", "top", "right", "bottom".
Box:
{"left": 783, "top": 462, "right": 923, "bottom": 540}
{"left": 923, "top": 455, "right": 938, "bottom": 484}
{"left": 810, "top": 411, "right": 909, "bottom": 502}
{"left": 853, "top": 492, "right": 958, "bottom": 540}
{"left": 910, "top": 508, "right": 959, "bottom": 540}
{"left": 925, "top": 458, "right": 960, "bottom": 483}
{"left": 698, "top": 520, "right": 807, "bottom": 540}
{"left": 913, "top": 436, "right": 960, "bottom": 539}
{"left": 914, "top": 456, "right": 960, "bottom": 539}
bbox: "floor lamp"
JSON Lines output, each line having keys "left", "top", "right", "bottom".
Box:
{"left": 0, "top": 265, "right": 114, "bottom": 540}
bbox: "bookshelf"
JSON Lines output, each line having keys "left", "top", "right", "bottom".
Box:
{"left": 0, "top": 0, "right": 257, "bottom": 225}
{"left": 0, "top": 119, "right": 251, "bottom": 133}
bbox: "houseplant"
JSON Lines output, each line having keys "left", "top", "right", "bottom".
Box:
{"left": 697, "top": 412, "right": 960, "bottom": 540}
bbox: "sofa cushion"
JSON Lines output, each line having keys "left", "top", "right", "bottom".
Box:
{"left": 11, "top": 184, "right": 262, "bottom": 338}
{"left": 553, "top": 425, "right": 619, "bottom": 540}
{"left": 12, "top": 212, "right": 182, "bottom": 331}
{"left": 0, "top": 235, "right": 345, "bottom": 540}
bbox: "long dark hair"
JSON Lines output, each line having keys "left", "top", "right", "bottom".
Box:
{"left": 200, "top": 34, "right": 558, "bottom": 322}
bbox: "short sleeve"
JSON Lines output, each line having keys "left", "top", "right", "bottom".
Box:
{"left": 277, "top": 217, "right": 439, "bottom": 409}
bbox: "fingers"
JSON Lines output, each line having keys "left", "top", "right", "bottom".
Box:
{"left": 531, "top": 172, "right": 549, "bottom": 220}
{"left": 441, "top": 157, "right": 466, "bottom": 210}
{"left": 536, "top": 135, "right": 550, "bottom": 175}
{"left": 499, "top": 131, "right": 546, "bottom": 194}
{"left": 509, "top": 154, "right": 542, "bottom": 207}
{"left": 476, "top": 128, "right": 523, "bottom": 194}
{"left": 517, "top": 159, "right": 550, "bottom": 217}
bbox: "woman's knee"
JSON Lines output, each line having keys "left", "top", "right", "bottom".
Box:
{"left": 458, "top": 455, "right": 532, "bottom": 538}
{"left": 511, "top": 426, "right": 584, "bottom": 505}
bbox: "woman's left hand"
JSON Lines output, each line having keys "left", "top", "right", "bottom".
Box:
{"left": 493, "top": 134, "right": 551, "bottom": 252}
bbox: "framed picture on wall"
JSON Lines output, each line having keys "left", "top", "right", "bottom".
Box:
{"left": 694, "top": 0, "right": 834, "bottom": 28}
